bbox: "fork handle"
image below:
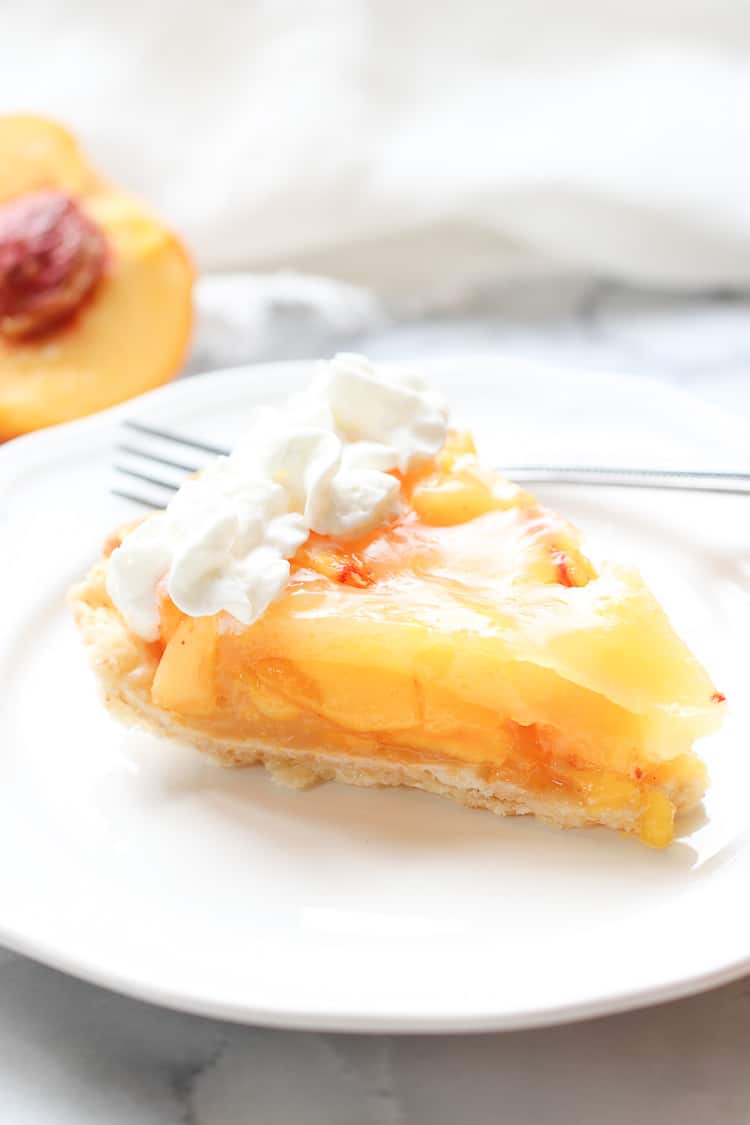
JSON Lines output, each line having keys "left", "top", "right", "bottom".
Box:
{"left": 499, "top": 466, "right": 750, "bottom": 495}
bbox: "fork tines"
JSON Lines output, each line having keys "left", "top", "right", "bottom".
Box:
{"left": 113, "top": 420, "right": 230, "bottom": 509}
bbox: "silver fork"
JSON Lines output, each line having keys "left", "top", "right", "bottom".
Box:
{"left": 113, "top": 419, "right": 750, "bottom": 509}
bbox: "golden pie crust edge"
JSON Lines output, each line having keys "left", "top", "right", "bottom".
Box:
{"left": 69, "top": 560, "right": 705, "bottom": 838}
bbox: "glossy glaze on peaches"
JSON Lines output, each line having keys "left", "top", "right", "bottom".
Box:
{"left": 101, "top": 432, "right": 724, "bottom": 849}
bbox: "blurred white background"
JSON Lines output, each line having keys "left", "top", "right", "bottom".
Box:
{"left": 2, "top": 0, "right": 748, "bottom": 302}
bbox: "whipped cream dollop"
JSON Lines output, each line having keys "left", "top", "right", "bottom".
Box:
{"left": 106, "top": 354, "right": 449, "bottom": 639}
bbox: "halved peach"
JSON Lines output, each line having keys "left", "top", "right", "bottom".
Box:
{"left": 0, "top": 116, "right": 194, "bottom": 439}
{"left": 0, "top": 116, "right": 101, "bottom": 201}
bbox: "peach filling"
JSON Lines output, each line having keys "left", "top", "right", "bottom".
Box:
{"left": 140, "top": 436, "right": 701, "bottom": 849}
{"left": 149, "top": 602, "right": 693, "bottom": 848}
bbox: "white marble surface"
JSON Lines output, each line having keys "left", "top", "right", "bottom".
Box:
{"left": 6, "top": 274, "right": 750, "bottom": 1124}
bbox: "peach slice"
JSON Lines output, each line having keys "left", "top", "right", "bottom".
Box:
{"left": 151, "top": 617, "right": 218, "bottom": 717}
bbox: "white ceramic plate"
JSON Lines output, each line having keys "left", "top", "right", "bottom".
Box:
{"left": 3, "top": 356, "right": 750, "bottom": 1032}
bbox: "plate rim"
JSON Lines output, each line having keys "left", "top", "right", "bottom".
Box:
{"left": 1, "top": 910, "right": 750, "bottom": 1033}
{"left": 6, "top": 351, "right": 750, "bottom": 475}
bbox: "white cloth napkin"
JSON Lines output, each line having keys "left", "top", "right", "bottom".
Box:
{"left": 3, "top": 0, "right": 749, "bottom": 302}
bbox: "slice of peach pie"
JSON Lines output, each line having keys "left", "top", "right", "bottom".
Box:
{"left": 71, "top": 354, "right": 724, "bottom": 848}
